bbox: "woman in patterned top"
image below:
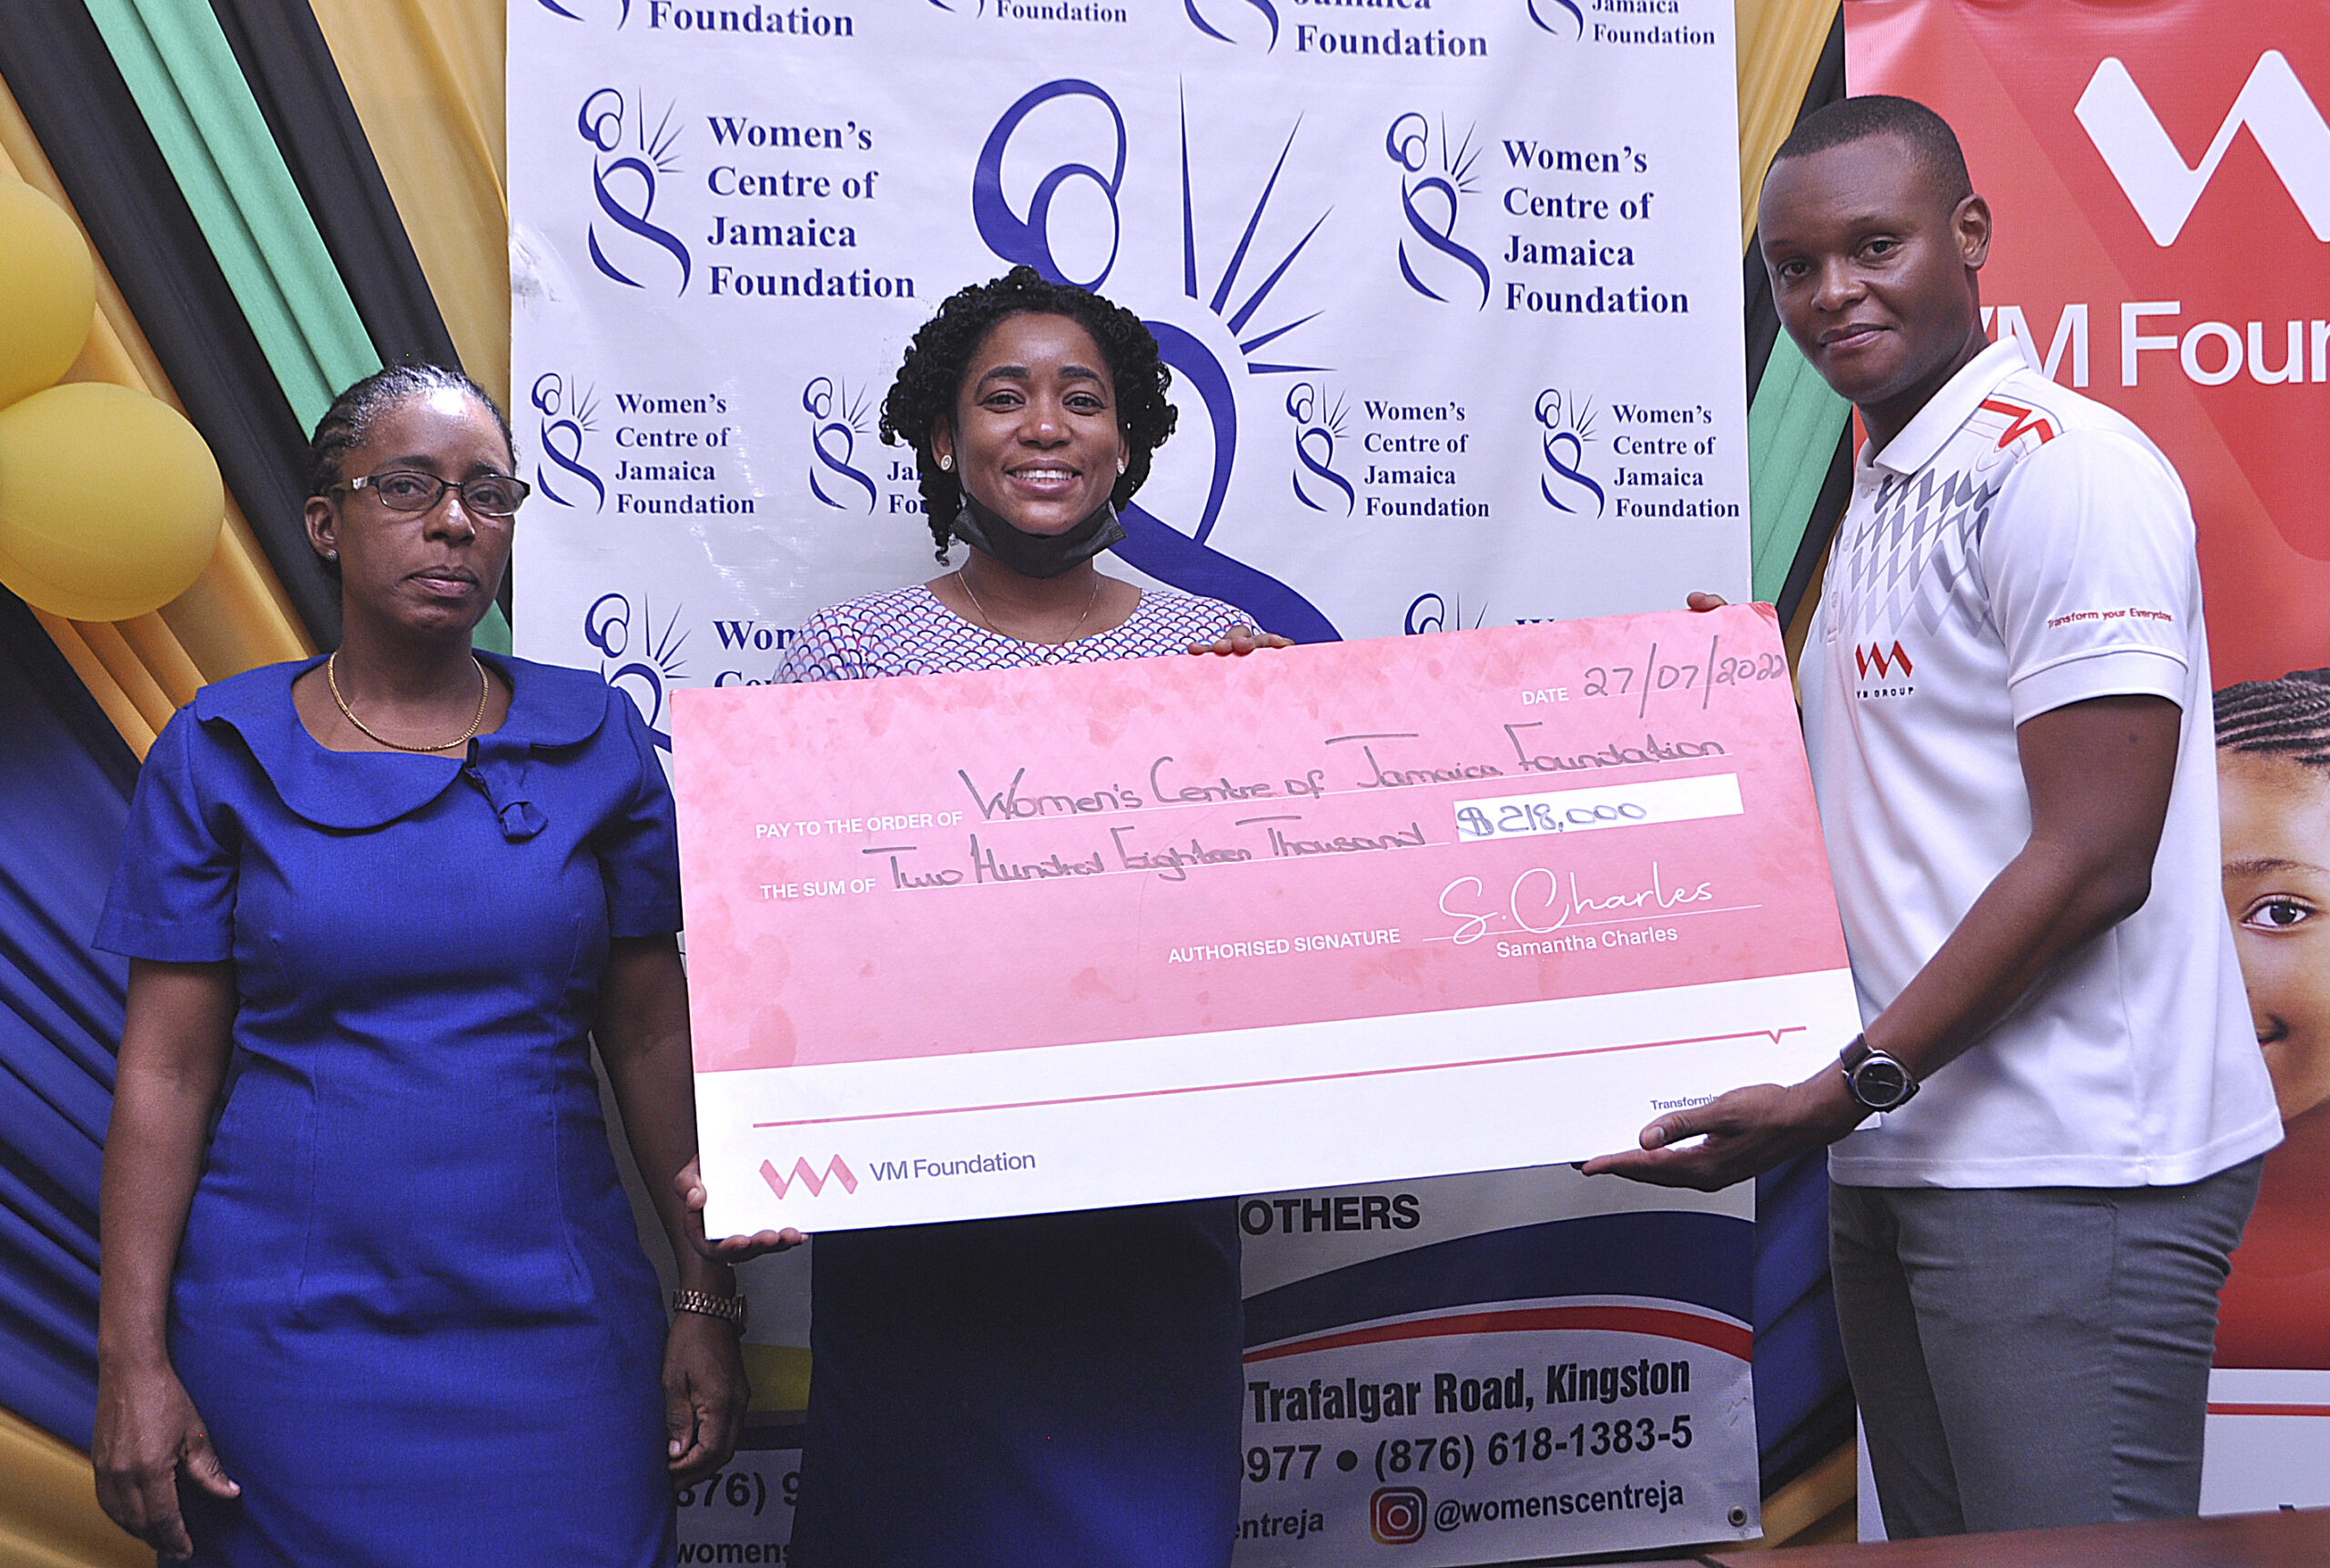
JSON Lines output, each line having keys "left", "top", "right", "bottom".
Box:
{"left": 776, "top": 267, "right": 1279, "bottom": 678}
{"left": 714, "top": 267, "right": 1287, "bottom": 1568}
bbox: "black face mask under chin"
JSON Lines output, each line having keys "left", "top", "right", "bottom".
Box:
{"left": 950, "top": 491, "right": 1127, "bottom": 581}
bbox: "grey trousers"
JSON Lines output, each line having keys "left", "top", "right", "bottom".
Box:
{"left": 1829, "top": 1157, "right": 2263, "bottom": 1539}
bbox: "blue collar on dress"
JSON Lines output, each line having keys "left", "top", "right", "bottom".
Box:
{"left": 191, "top": 652, "right": 616, "bottom": 838}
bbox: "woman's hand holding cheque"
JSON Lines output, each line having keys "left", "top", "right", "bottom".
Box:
{"left": 676, "top": 1158, "right": 806, "bottom": 1260}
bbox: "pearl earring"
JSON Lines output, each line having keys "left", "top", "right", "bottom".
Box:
{"left": 1117, "top": 456, "right": 1128, "bottom": 475}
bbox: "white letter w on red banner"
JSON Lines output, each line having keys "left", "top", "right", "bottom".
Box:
{"left": 761, "top": 1155, "right": 859, "bottom": 1197}
{"left": 2076, "top": 52, "right": 2330, "bottom": 245}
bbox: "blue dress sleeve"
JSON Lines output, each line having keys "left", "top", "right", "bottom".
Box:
{"left": 95, "top": 708, "right": 237, "bottom": 962}
{"left": 596, "top": 692, "right": 683, "bottom": 938}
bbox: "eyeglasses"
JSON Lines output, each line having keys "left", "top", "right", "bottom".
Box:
{"left": 334, "top": 470, "right": 530, "bottom": 520}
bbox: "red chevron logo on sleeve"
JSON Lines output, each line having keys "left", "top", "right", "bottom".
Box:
{"left": 1980, "top": 397, "right": 2058, "bottom": 448}
{"left": 761, "top": 1155, "right": 859, "bottom": 1198}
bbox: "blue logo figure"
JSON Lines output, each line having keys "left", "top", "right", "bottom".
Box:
{"left": 1403, "top": 592, "right": 1490, "bottom": 635}
{"left": 578, "top": 87, "right": 690, "bottom": 295}
{"left": 1387, "top": 113, "right": 1489, "bottom": 309}
{"left": 973, "top": 80, "right": 1127, "bottom": 292}
{"left": 970, "top": 79, "right": 1341, "bottom": 642}
{"left": 529, "top": 373, "right": 606, "bottom": 511}
{"left": 802, "top": 377, "right": 877, "bottom": 512}
{"left": 535, "top": 0, "right": 633, "bottom": 22}
{"left": 1535, "top": 388, "right": 1606, "bottom": 516}
{"left": 583, "top": 592, "right": 689, "bottom": 754}
{"left": 1527, "top": 0, "right": 1585, "bottom": 37}
{"left": 1285, "top": 382, "right": 1353, "bottom": 515}
{"left": 1184, "top": 0, "right": 1279, "bottom": 50}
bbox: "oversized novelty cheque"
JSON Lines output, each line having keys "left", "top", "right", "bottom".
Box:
{"left": 679, "top": 605, "right": 1859, "bottom": 1237}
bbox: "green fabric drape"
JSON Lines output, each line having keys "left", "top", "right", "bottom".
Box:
{"left": 1748, "top": 331, "right": 1852, "bottom": 606}
{"left": 80, "top": 0, "right": 370, "bottom": 427}
{"left": 1741, "top": 4, "right": 1852, "bottom": 625}
{"left": 73, "top": 0, "right": 510, "bottom": 652}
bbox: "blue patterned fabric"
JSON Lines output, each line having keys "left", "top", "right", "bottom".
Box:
{"left": 93, "top": 654, "right": 680, "bottom": 1566}
{"left": 0, "top": 592, "right": 136, "bottom": 1451}
{"left": 775, "top": 582, "right": 1251, "bottom": 683}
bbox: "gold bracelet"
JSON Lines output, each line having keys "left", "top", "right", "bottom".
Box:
{"left": 672, "top": 1288, "right": 746, "bottom": 1328}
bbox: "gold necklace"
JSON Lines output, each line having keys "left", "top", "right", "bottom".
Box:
{"left": 956, "top": 569, "right": 1100, "bottom": 645}
{"left": 327, "top": 651, "right": 491, "bottom": 754}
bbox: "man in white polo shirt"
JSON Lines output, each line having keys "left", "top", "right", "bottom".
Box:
{"left": 1587, "top": 96, "right": 2280, "bottom": 1537}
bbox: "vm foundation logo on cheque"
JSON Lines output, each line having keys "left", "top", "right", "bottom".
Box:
{"left": 760, "top": 1155, "right": 858, "bottom": 1198}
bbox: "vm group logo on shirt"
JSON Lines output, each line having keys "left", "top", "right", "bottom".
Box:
{"left": 1854, "top": 641, "right": 1914, "bottom": 681}
{"left": 1853, "top": 642, "right": 1916, "bottom": 701}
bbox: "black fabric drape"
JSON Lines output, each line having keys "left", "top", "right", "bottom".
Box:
{"left": 1744, "top": 9, "right": 1849, "bottom": 400}
{"left": 0, "top": 7, "right": 341, "bottom": 647}
{"left": 206, "top": 0, "right": 522, "bottom": 622}
{"left": 1741, "top": 7, "right": 1856, "bottom": 1500}
{"left": 1776, "top": 422, "right": 1858, "bottom": 631}
{"left": 1747, "top": 4, "right": 1855, "bottom": 637}
{"left": 205, "top": 0, "right": 462, "bottom": 372}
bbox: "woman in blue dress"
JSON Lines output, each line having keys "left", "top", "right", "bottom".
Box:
{"left": 688, "top": 267, "right": 1286, "bottom": 1568}
{"left": 91, "top": 366, "right": 746, "bottom": 1565}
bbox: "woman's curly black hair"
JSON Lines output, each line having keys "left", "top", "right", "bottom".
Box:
{"left": 879, "top": 265, "right": 1177, "bottom": 561}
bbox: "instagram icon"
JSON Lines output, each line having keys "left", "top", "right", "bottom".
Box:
{"left": 1370, "top": 1486, "right": 1427, "bottom": 1545}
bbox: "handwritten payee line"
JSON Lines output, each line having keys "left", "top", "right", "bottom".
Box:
{"left": 747, "top": 1024, "right": 1809, "bottom": 1131}
{"left": 919, "top": 754, "right": 1733, "bottom": 834}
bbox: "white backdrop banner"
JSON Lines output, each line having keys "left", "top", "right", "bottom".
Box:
{"left": 510, "top": 2, "right": 1757, "bottom": 1561}
{"left": 508, "top": 0, "right": 1749, "bottom": 714}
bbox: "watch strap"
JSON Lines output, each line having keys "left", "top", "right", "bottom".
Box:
{"left": 1839, "top": 1032, "right": 1872, "bottom": 1072}
{"left": 673, "top": 1288, "right": 746, "bottom": 1328}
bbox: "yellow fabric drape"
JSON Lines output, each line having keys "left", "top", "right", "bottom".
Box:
{"left": 309, "top": 0, "right": 509, "bottom": 416}
{"left": 1737, "top": 0, "right": 1842, "bottom": 248}
{"left": 0, "top": 1407, "right": 144, "bottom": 1568}
{"left": 0, "top": 73, "right": 314, "bottom": 760}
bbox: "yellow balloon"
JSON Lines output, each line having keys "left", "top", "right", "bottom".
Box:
{"left": 0, "top": 382, "right": 223, "bottom": 622}
{"left": 0, "top": 179, "right": 97, "bottom": 410}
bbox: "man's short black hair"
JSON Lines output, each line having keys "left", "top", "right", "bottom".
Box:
{"left": 1770, "top": 94, "right": 1974, "bottom": 209}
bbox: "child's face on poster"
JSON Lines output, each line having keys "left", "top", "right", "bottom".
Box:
{"left": 2221, "top": 750, "right": 2330, "bottom": 1123}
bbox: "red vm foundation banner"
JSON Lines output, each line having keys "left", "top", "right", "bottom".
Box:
{"left": 1845, "top": 0, "right": 2328, "bottom": 690}
{"left": 1847, "top": 0, "right": 2330, "bottom": 1512}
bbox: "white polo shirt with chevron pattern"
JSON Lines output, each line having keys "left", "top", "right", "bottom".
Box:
{"left": 1803, "top": 339, "right": 2280, "bottom": 1188}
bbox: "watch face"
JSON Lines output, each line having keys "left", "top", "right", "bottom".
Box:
{"left": 1852, "top": 1057, "right": 1914, "bottom": 1109}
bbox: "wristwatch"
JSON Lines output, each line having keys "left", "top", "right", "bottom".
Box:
{"left": 1839, "top": 1034, "right": 1920, "bottom": 1112}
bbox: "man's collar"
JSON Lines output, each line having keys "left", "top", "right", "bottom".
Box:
{"left": 1866, "top": 339, "right": 2029, "bottom": 477}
